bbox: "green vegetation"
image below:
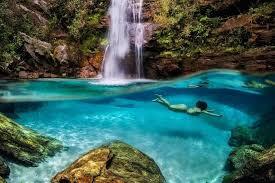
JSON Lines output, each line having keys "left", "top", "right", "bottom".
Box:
{"left": 249, "top": 1, "right": 275, "bottom": 24}
{"left": 0, "top": 0, "right": 274, "bottom": 76}
{"left": 0, "top": 0, "right": 34, "bottom": 72}
{"left": 50, "top": 0, "right": 108, "bottom": 54}
{"left": 153, "top": 0, "right": 274, "bottom": 58}
{"left": 0, "top": 0, "right": 108, "bottom": 74}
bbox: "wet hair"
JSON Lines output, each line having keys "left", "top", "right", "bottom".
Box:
{"left": 196, "top": 101, "right": 208, "bottom": 110}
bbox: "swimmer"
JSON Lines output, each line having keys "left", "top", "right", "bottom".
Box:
{"left": 153, "top": 94, "right": 222, "bottom": 117}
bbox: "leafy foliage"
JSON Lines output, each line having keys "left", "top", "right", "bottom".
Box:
{"left": 0, "top": 0, "right": 35, "bottom": 71}
{"left": 152, "top": 0, "right": 273, "bottom": 57}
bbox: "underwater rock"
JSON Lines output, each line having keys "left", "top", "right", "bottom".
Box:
{"left": 0, "top": 177, "right": 6, "bottom": 183}
{"left": 229, "top": 108, "right": 275, "bottom": 148}
{"left": 226, "top": 144, "right": 264, "bottom": 171}
{"left": 223, "top": 145, "right": 275, "bottom": 183}
{"left": 228, "top": 126, "right": 257, "bottom": 147}
{"left": 0, "top": 113, "right": 63, "bottom": 166}
{"left": 52, "top": 140, "right": 165, "bottom": 183}
{"left": 0, "top": 157, "right": 9, "bottom": 178}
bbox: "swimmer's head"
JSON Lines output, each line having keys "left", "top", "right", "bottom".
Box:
{"left": 196, "top": 101, "right": 208, "bottom": 111}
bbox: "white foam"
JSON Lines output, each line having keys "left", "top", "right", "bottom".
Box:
{"left": 89, "top": 78, "right": 155, "bottom": 86}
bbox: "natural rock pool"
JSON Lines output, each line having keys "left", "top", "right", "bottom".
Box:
{"left": 0, "top": 69, "right": 274, "bottom": 183}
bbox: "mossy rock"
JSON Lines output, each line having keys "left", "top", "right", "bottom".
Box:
{"left": 229, "top": 108, "right": 275, "bottom": 148}
{"left": 0, "top": 157, "right": 9, "bottom": 178}
{"left": 0, "top": 176, "right": 6, "bottom": 183}
{"left": 52, "top": 140, "right": 165, "bottom": 183}
{"left": 226, "top": 144, "right": 264, "bottom": 171}
{"left": 228, "top": 126, "right": 257, "bottom": 147}
{"left": 0, "top": 113, "right": 63, "bottom": 166}
{"left": 223, "top": 145, "right": 275, "bottom": 183}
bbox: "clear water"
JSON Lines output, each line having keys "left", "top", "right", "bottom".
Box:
{"left": 1, "top": 70, "right": 275, "bottom": 183}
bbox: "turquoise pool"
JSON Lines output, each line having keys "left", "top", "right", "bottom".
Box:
{"left": 0, "top": 70, "right": 274, "bottom": 183}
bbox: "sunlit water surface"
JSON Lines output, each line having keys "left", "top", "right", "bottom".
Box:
{"left": 0, "top": 70, "right": 274, "bottom": 183}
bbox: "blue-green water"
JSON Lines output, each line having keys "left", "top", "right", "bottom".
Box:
{"left": 0, "top": 70, "right": 274, "bottom": 183}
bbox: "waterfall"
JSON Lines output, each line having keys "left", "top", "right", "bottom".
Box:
{"left": 134, "top": 0, "right": 144, "bottom": 78}
{"left": 102, "top": 0, "right": 144, "bottom": 80}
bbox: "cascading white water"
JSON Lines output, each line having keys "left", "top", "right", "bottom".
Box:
{"left": 102, "top": 0, "right": 144, "bottom": 80}
{"left": 133, "top": 0, "right": 144, "bottom": 78}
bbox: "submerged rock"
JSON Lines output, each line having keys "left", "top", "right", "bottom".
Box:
{"left": 229, "top": 108, "right": 275, "bottom": 148}
{"left": 225, "top": 108, "right": 275, "bottom": 183}
{"left": 0, "top": 113, "right": 63, "bottom": 166}
{"left": 226, "top": 144, "right": 264, "bottom": 171}
{"left": 228, "top": 126, "right": 257, "bottom": 147}
{"left": 223, "top": 145, "right": 275, "bottom": 183}
{"left": 52, "top": 141, "right": 165, "bottom": 183}
{"left": 0, "top": 177, "right": 6, "bottom": 183}
{"left": 0, "top": 157, "right": 9, "bottom": 178}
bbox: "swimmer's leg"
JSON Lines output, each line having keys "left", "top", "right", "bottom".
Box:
{"left": 153, "top": 94, "right": 171, "bottom": 107}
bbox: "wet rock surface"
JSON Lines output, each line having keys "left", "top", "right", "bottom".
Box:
{"left": 144, "top": 47, "right": 275, "bottom": 79}
{"left": 224, "top": 108, "right": 275, "bottom": 183}
{"left": 229, "top": 108, "right": 275, "bottom": 148}
{"left": 52, "top": 141, "right": 165, "bottom": 183}
{"left": 226, "top": 144, "right": 265, "bottom": 171}
{"left": 223, "top": 145, "right": 275, "bottom": 183}
{"left": 0, "top": 177, "right": 6, "bottom": 183}
{"left": 0, "top": 157, "right": 9, "bottom": 178}
{"left": 0, "top": 113, "right": 63, "bottom": 166}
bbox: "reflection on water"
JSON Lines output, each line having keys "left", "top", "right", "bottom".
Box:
{"left": 0, "top": 69, "right": 275, "bottom": 183}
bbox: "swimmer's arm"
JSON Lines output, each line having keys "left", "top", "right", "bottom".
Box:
{"left": 202, "top": 110, "right": 223, "bottom": 117}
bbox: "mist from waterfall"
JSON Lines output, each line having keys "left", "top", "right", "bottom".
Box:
{"left": 102, "top": 0, "right": 144, "bottom": 80}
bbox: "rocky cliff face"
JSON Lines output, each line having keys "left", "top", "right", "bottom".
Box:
{"left": 0, "top": 0, "right": 274, "bottom": 79}
{"left": 143, "top": 0, "right": 275, "bottom": 78}
{"left": 0, "top": 0, "right": 108, "bottom": 78}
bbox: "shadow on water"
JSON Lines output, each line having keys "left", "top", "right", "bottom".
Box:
{"left": 0, "top": 102, "right": 44, "bottom": 119}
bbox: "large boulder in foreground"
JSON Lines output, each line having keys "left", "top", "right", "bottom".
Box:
{"left": 223, "top": 145, "right": 275, "bottom": 183}
{"left": 52, "top": 141, "right": 165, "bottom": 183}
{"left": 0, "top": 113, "right": 63, "bottom": 166}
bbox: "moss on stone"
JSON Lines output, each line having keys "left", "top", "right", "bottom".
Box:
{"left": 223, "top": 145, "right": 275, "bottom": 183}
{"left": 52, "top": 140, "right": 165, "bottom": 183}
{"left": 0, "top": 113, "right": 63, "bottom": 166}
{"left": 226, "top": 144, "right": 264, "bottom": 170}
{"left": 0, "top": 176, "right": 6, "bottom": 183}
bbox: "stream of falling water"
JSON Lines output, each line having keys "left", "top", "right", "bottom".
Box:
{"left": 102, "top": 0, "right": 144, "bottom": 80}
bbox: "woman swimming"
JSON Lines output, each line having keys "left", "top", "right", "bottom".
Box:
{"left": 153, "top": 94, "right": 222, "bottom": 117}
